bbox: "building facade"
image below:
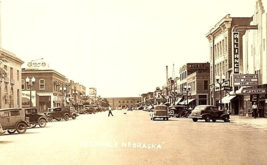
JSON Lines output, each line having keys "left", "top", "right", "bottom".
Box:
{"left": 0, "top": 48, "right": 24, "bottom": 108}
{"left": 206, "top": 14, "right": 253, "bottom": 114}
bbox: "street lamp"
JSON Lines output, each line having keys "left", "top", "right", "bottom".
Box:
{"left": 60, "top": 83, "right": 70, "bottom": 107}
{"left": 25, "top": 77, "right": 35, "bottom": 107}
{"left": 216, "top": 74, "right": 226, "bottom": 110}
{"left": 183, "top": 85, "right": 191, "bottom": 110}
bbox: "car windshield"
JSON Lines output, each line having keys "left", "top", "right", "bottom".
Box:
{"left": 155, "top": 106, "right": 167, "bottom": 110}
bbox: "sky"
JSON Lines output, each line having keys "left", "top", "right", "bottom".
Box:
{"left": 0, "top": 0, "right": 257, "bottom": 97}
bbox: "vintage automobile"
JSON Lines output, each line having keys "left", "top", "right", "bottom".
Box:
{"left": 150, "top": 105, "right": 169, "bottom": 121}
{"left": 46, "top": 106, "right": 78, "bottom": 122}
{"left": 127, "top": 107, "right": 133, "bottom": 111}
{"left": 0, "top": 108, "right": 30, "bottom": 135}
{"left": 188, "top": 105, "right": 230, "bottom": 122}
{"left": 84, "top": 105, "right": 96, "bottom": 114}
{"left": 25, "top": 107, "right": 47, "bottom": 128}
{"left": 169, "top": 105, "right": 187, "bottom": 118}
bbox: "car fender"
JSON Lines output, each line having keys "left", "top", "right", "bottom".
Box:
{"left": 38, "top": 116, "right": 48, "bottom": 122}
{"left": 64, "top": 113, "right": 70, "bottom": 117}
{"left": 220, "top": 114, "right": 230, "bottom": 119}
{"left": 15, "top": 120, "right": 30, "bottom": 127}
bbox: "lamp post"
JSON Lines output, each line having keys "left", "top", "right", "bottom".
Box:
{"left": 60, "top": 83, "right": 70, "bottom": 107}
{"left": 73, "top": 90, "right": 78, "bottom": 109}
{"left": 183, "top": 85, "right": 191, "bottom": 110}
{"left": 25, "top": 77, "right": 35, "bottom": 107}
{"left": 216, "top": 74, "right": 226, "bottom": 110}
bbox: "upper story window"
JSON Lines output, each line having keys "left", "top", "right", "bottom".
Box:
{"left": 204, "top": 80, "right": 208, "bottom": 90}
{"left": 39, "top": 79, "right": 45, "bottom": 90}
{"left": 17, "top": 70, "right": 19, "bottom": 81}
{"left": 21, "top": 79, "right": 25, "bottom": 90}
{"left": 10, "top": 67, "right": 13, "bottom": 80}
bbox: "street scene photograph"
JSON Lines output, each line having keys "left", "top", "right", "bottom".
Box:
{"left": 1, "top": 0, "right": 267, "bottom": 165}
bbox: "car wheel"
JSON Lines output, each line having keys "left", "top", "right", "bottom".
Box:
{"left": 192, "top": 118, "right": 198, "bottom": 122}
{"left": 47, "top": 116, "right": 53, "bottom": 122}
{"left": 153, "top": 117, "right": 155, "bottom": 121}
{"left": 224, "top": 116, "right": 229, "bottom": 122}
{"left": 166, "top": 118, "right": 169, "bottom": 121}
{"left": 169, "top": 110, "right": 174, "bottom": 116}
{"left": 38, "top": 118, "right": 47, "bottom": 128}
{"left": 7, "top": 129, "right": 16, "bottom": 134}
{"left": 30, "top": 124, "right": 37, "bottom": 128}
{"left": 212, "top": 119, "right": 216, "bottom": 122}
{"left": 205, "top": 116, "right": 210, "bottom": 122}
{"left": 16, "top": 122, "right": 27, "bottom": 134}
{"left": 72, "top": 114, "right": 76, "bottom": 120}
{"left": 64, "top": 114, "right": 69, "bottom": 121}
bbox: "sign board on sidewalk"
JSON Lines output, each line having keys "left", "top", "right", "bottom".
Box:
{"left": 233, "top": 74, "right": 258, "bottom": 86}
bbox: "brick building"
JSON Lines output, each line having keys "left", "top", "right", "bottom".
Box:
{"left": 179, "top": 63, "right": 210, "bottom": 108}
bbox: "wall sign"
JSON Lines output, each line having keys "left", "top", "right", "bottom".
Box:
{"left": 233, "top": 74, "right": 258, "bottom": 86}
{"left": 233, "top": 32, "right": 239, "bottom": 74}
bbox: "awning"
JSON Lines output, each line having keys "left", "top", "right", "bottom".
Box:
{"left": 219, "top": 95, "right": 236, "bottom": 104}
{"left": 179, "top": 99, "right": 195, "bottom": 105}
{"left": 235, "top": 86, "right": 250, "bottom": 95}
{"left": 175, "top": 97, "right": 183, "bottom": 105}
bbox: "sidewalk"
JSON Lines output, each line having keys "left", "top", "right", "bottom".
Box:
{"left": 230, "top": 115, "right": 267, "bottom": 129}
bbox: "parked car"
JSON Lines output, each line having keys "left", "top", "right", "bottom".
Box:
{"left": 46, "top": 106, "right": 77, "bottom": 122}
{"left": 70, "top": 107, "right": 79, "bottom": 119}
{"left": 0, "top": 108, "right": 30, "bottom": 135}
{"left": 84, "top": 105, "right": 96, "bottom": 114}
{"left": 25, "top": 107, "right": 48, "bottom": 128}
{"left": 169, "top": 105, "right": 187, "bottom": 118}
{"left": 150, "top": 105, "right": 169, "bottom": 121}
{"left": 188, "top": 105, "right": 230, "bottom": 122}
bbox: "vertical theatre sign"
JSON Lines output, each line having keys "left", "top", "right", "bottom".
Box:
{"left": 233, "top": 32, "right": 239, "bottom": 74}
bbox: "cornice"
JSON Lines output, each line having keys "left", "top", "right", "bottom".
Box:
{"left": 0, "top": 48, "right": 24, "bottom": 64}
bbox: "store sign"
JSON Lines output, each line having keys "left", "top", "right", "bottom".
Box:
{"left": 242, "top": 88, "right": 266, "bottom": 94}
{"left": 223, "top": 86, "right": 232, "bottom": 91}
{"left": 233, "top": 32, "right": 239, "bottom": 73}
{"left": 233, "top": 74, "right": 258, "bottom": 86}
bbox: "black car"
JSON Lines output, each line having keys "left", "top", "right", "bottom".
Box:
{"left": 25, "top": 107, "right": 47, "bottom": 128}
{"left": 188, "top": 105, "right": 230, "bottom": 122}
{"left": 46, "top": 106, "right": 75, "bottom": 122}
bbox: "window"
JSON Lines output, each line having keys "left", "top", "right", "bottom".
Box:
{"left": 17, "top": 70, "right": 19, "bottom": 81}
{"left": 11, "top": 110, "right": 20, "bottom": 116}
{"left": 204, "top": 81, "right": 208, "bottom": 90}
{"left": 118, "top": 101, "right": 121, "bottom": 103}
{"left": 39, "top": 79, "right": 45, "bottom": 90}
{"left": 10, "top": 67, "right": 13, "bottom": 80}
{"left": 22, "top": 79, "right": 25, "bottom": 90}
{"left": 17, "top": 89, "right": 20, "bottom": 106}
{"left": 0, "top": 111, "right": 9, "bottom": 117}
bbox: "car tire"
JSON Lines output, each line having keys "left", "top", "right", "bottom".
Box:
{"left": 72, "top": 114, "right": 76, "bottom": 120}
{"left": 30, "top": 124, "right": 37, "bottom": 128}
{"left": 16, "top": 122, "right": 27, "bottom": 134}
{"left": 224, "top": 116, "right": 229, "bottom": 122}
{"left": 166, "top": 118, "right": 169, "bottom": 121}
{"left": 205, "top": 116, "right": 210, "bottom": 122}
{"left": 38, "top": 118, "right": 47, "bottom": 128}
{"left": 7, "top": 129, "right": 16, "bottom": 134}
{"left": 192, "top": 118, "right": 198, "bottom": 122}
{"left": 169, "top": 110, "right": 174, "bottom": 116}
{"left": 47, "top": 116, "right": 53, "bottom": 122}
{"left": 64, "top": 114, "right": 69, "bottom": 121}
{"left": 212, "top": 119, "right": 216, "bottom": 122}
{"left": 153, "top": 117, "right": 155, "bottom": 121}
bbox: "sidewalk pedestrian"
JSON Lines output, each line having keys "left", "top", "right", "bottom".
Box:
{"left": 108, "top": 106, "right": 113, "bottom": 117}
{"left": 252, "top": 102, "right": 258, "bottom": 119}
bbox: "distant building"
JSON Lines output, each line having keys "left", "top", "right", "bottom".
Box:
{"left": 105, "top": 97, "right": 141, "bottom": 109}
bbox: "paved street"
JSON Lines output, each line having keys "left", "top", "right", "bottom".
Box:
{"left": 1, "top": 110, "right": 267, "bottom": 165}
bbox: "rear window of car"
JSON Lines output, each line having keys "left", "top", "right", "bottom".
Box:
{"left": 155, "top": 106, "right": 167, "bottom": 110}
{"left": 0, "top": 111, "right": 9, "bottom": 117}
{"left": 10, "top": 110, "right": 20, "bottom": 116}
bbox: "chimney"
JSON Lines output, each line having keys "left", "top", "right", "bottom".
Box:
{"left": 166, "top": 65, "right": 168, "bottom": 84}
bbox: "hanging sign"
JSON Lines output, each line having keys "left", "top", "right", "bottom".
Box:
{"left": 233, "top": 32, "right": 239, "bottom": 74}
